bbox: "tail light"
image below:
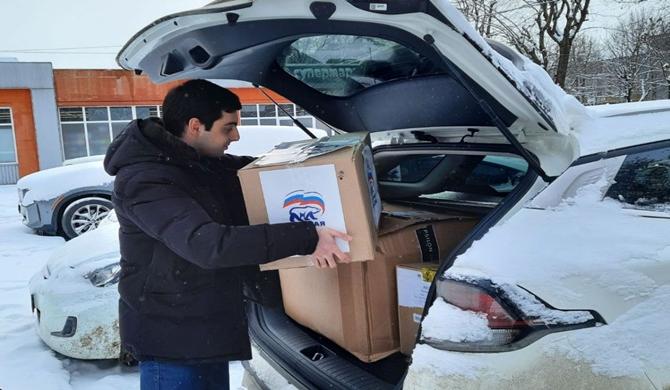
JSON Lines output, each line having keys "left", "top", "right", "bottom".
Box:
{"left": 424, "top": 276, "right": 605, "bottom": 352}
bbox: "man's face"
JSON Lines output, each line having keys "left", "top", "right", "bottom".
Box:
{"left": 192, "top": 110, "right": 240, "bottom": 157}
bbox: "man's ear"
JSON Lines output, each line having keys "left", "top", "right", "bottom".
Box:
{"left": 184, "top": 118, "right": 203, "bottom": 137}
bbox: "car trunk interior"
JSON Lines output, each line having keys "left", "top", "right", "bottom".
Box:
{"left": 245, "top": 144, "right": 531, "bottom": 389}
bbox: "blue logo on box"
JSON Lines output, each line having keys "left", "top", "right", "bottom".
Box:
{"left": 283, "top": 191, "right": 326, "bottom": 226}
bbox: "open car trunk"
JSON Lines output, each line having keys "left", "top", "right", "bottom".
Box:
{"left": 243, "top": 143, "right": 539, "bottom": 389}
{"left": 114, "top": 0, "right": 578, "bottom": 386}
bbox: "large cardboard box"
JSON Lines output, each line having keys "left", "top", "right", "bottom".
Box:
{"left": 279, "top": 211, "right": 477, "bottom": 362}
{"left": 396, "top": 263, "right": 440, "bottom": 356}
{"left": 238, "top": 133, "right": 382, "bottom": 271}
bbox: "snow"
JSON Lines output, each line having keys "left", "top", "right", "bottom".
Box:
{"left": 421, "top": 298, "right": 493, "bottom": 343}
{"left": 0, "top": 185, "right": 247, "bottom": 389}
{"left": 502, "top": 284, "right": 593, "bottom": 325}
{"left": 426, "top": 175, "right": 670, "bottom": 378}
{"left": 575, "top": 102, "right": 670, "bottom": 156}
{"left": 409, "top": 344, "right": 487, "bottom": 379}
{"left": 545, "top": 286, "right": 670, "bottom": 378}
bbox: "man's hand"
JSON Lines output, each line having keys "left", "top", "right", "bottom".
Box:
{"left": 311, "top": 227, "right": 353, "bottom": 269}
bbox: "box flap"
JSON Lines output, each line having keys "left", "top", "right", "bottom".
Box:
{"left": 245, "top": 133, "right": 367, "bottom": 168}
{"left": 378, "top": 210, "right": 474, "bottom": 236}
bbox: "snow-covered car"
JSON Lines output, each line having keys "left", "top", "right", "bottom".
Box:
{"left": 38, "top": 0, "right": 668, "bottom": 387}
{"left": 17, "top": 125, "right": 319, "bottom": 240}
{"left": 405, "top": 104, "right": 670, "bottom": 389}
{"left": 29, "top": 212, "right": 123, "bottom": 360}
{"left": 17, "top": 158, "right": 114, "bottom": 240}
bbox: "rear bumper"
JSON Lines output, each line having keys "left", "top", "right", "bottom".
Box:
{"left": 405, "top": 331, "right": 666, "bottom": 389}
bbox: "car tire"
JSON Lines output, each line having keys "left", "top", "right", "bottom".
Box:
{"left": 60, "top": 197, "right": 113, "bottom": 240}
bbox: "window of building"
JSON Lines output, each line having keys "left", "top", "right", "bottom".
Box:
{"left": 58, "top": 105, "right": 162, "bottom": 160}
{"left": 239, "top": 103, "right": 327, "bottom": 130}
{"left": 0, "top": 108, "right": 17, "bottom": 164}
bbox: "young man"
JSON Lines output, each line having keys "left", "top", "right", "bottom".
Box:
{"left": 103, "top": 79, "right": 351, "bottom": 389}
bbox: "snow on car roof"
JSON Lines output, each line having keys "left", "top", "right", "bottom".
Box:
{"left": 575, "top": 101, "right": 670, "bottom": 156}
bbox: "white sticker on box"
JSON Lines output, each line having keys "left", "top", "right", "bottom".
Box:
{"left": 362, "top": 145, "right": 382, "bottom": 227}
{"left": 397, "top": 267, "right": 431, "bottom": 308}
{"left": 412, "top": 313, "right": 423, "bottom": 324}
{"left": 259, "top": 164, "right": 349, "bottom": 252}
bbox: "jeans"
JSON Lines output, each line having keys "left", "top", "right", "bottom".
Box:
{"left": 139, "top": 359, "right": 230, "bottom": 390}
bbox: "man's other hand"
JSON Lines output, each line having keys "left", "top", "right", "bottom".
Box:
{"left": 311, "top": 227, "right": 353, "bottom": 269}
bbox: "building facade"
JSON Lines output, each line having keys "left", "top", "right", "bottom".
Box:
{"left": 0, "top": 63, "right": 320, "bottom": 184}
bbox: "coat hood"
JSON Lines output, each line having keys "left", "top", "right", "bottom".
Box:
{"left": 104, "top": 118, "right": 199, "bottom": 176}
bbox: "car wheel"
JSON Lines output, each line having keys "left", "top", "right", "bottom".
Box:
{"left": 60, "top": 197, "right": 113, "bottom": 240}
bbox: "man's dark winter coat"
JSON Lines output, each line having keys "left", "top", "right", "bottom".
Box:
{"left": 103, "top": 118, "right": 318, "bottom": 362}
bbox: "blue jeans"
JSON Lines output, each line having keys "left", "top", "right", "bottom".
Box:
{"left": 139, "top": 359, "right": 230, "bottom": 390}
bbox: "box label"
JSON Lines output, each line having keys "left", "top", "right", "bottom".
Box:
{"left": 362, "top": 146, "right": 382, "bottom": 227}
{"left": 259, "top": 164, "right": 349, "bottom": 252}
{"left": 415, "top": 226, "right": 440, "bottom": 262}
{"left": 397, "top": 267, "right": 431, "bottom": 308}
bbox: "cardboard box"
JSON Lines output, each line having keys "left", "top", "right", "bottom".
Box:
{"left": 279, "top": 211, "right": 477, "bottom": 362}
{"left": 238, "top": 133, "right": 382, "bottom": 271}
{"left": 396, "top": 263, "right": 440, "bottom": 356}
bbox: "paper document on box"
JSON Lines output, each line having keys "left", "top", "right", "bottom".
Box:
{"left": 397, "top": 266, "right": 432, "bottom": 308}
{"left": 259, "top": 164, "right": 349, "bottom": 252}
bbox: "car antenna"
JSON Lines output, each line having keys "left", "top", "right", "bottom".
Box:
{"left": 252, "top": 83, "right": 317, "bottom": 139}
{"left": 460, "top": 128, "right": 479, "bottom": 143}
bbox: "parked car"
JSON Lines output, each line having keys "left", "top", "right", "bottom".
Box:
{"left": 17, "top": 158, "right": 114, "bottom": 240}
{"left": 17, "top": 125, "right": 320, "bottom": 240}
{"left": 32, "top": 0, "right": 669, "bottom": 388}
{"left": 404, "top": 113, "right": 670, "bottom": 389}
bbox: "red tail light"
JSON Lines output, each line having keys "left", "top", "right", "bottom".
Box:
{"left": 444, "top": 281, "right": 528, "bottom": 329}
{"left": 425, "top": 276, "right": 603, "bottom": 352}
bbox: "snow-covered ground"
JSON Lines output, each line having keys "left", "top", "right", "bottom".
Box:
{"left": 0, "top": 185, "right": 246, "bottom": 389}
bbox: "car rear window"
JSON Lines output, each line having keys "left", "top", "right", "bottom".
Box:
{"left": 277, "top": 35, "right": 440, "bottom": 97}
{"left": 378, "top": 153, "right": 529, "bottom": 202}
{"left": 606, "top": 145, "right": 670, "bottom": 212}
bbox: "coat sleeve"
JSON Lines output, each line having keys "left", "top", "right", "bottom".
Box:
{"left": 118, "top": 173, "right": 319, "bottom": 270}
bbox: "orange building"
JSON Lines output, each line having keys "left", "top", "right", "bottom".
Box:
{"left": 0, "top": 62, "right": 318, "bottom": 184}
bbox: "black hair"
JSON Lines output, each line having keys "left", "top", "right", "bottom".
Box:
{"left": 162, "top": 79, "right": 241, "bottom": 137}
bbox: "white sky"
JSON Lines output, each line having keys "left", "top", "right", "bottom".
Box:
{"left": 0, "top": 0, "right": 208, "bottom": 69}
{"left": 0, "top": 0, "right": 661, "bottom": 69}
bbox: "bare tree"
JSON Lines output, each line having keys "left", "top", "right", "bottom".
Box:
{"left": 457, "top": 0, "right": 592, "bottom": 87}
{"left": 644, "top": 19, "right": 670, "bottom": 98}
{"left": 564, "top": 35, "right": 604, "bottom": 104}
{"left": 605, "top": 11, "right": 665, "bottom": 102}
{"left": 453, "top": 0, "right": 500, "bottom": 37}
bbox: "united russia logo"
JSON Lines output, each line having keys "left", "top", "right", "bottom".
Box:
{"left": 283, "top": 191, "right": 326, "bottom": 225}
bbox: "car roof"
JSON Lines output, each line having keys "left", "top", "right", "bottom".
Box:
{"left": 576, "top": 100, "right": 670, "bottom": 156}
